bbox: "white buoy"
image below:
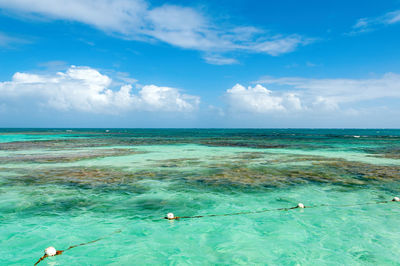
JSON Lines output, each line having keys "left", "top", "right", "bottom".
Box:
{"left": 393, "top": 197, "right": 400, "bottom": 202}
{"left": 45, "top": 246, "right": 57, "bottom": 256}
{"left": 167, "top": 212, "right": 175, "bottom": 219}
{"left": 297, "top": 203, "right": 305, "bottom": 209}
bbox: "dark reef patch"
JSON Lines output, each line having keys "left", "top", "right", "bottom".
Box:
{"left": 1, "top": 148, "right": 145, "bottom": 164}
{"left": 2, "top": 156, "right": 399, "bottom": 190}
{"left": 149, "top": 158, "right": 202, "bottom": 168}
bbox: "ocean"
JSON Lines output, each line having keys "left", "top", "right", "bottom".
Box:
{"left": 0, "top": 129, "right": 399, "bottom": 265}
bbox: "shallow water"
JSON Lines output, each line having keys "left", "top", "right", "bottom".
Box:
{"left": 0, "top": 129, "right": 399, "bottom": 265}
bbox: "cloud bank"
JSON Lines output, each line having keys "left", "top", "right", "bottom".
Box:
{"left": 0, "top": 65, "right": 200, "bottom": 113}
{"left": 227, "top": 73, "right": 400, "bottom": 114}
{"left": 259, "top": 73, "right": 400, "bottom": 107}
{"left": 1, "top": 66, "right": 400, "bottom": 127}
{"left": 0, "top": 0, "right": 313, "bottom": 63}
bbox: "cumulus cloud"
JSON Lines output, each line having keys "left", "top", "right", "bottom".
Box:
{"left": 0, "top": 65, "right": 199, "bottom": 113}
{"left": 0, "top": 0, "right": 313, "bottom": 62}
{"left": 349, "top": 9, "right": 400, "bottom": 34}
{"left": 227, "top": 73, "right": 400, "bottom": 115}
{"left": 226, "top": 84, "right": 302, "bottom": 113}
{"left": 138, "top": 85, "right": 199, "bottom": 112}
{"left": 257, "top": 73, "right": 400, "bottom": 110}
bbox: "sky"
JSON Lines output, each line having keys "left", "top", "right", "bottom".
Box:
{"left": 0, "top": 0, "right": 400, "bottom": 128}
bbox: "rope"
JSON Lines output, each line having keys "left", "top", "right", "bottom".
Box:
{"left": 65, "top": 229, "right": 122, "bottom": 250}
{"left": 167, "top": 206, "right": 298, "bottom": 220}
{"left": 165, "top": 200, "right": 398, "bottom": 220}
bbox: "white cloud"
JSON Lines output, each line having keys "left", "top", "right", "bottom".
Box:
{"left": 226, "top": 84, "right": 298, "bottom": 113}
{"left": 0, "top": 0, "right": 313, "bottom": 61}
{"left": 312, "top": 96, "right": 339, "bottom": 111}
{"left": 257, "top": 73, "right": 400, "bottom": 110}
{"left": 251, "top": 35, "right": 310, "bottom": 56}
{"left": 284, "top": 93, "right": 303, "bottom": 110}
{"left": 386, "top": 10, "right": 400, "bottom": 24}
{"left": 0, "top": 65, "right": 199, "bottom": 113}
{"left": 0, "top": 0, "right": 148, "bottom": 35}
{"left": 350, "top": 9, "right": 400, "bottom": 34}
{"left": 226, "top": 73, "right": 400, "bottom": 115}
{"left": 144, "top": 5, "right": 216, "bottom": 50}
{"left": 139, "top": 84, "right": 199, "bottom": 112}
{"left": 203, "top": 54, "right": 238, "bottom": 65}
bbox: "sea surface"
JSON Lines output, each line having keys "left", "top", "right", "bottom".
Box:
{"left": 0, "top": 129, "right": 399, "bottom": 265}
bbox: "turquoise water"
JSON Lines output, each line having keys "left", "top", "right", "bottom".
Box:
{"left": 0, "top": 129, "right": 399, "bottom": 265}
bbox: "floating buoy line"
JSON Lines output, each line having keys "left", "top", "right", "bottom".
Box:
{"left": 34, "top": 230, "right": 122, "bottom": 265}
{"left": 34, "top": 197, "right": 399, "bottom": 265}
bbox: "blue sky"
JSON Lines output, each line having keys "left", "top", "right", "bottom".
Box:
{"left": 0, "top": 0, "right": 400, "bottom": 128}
